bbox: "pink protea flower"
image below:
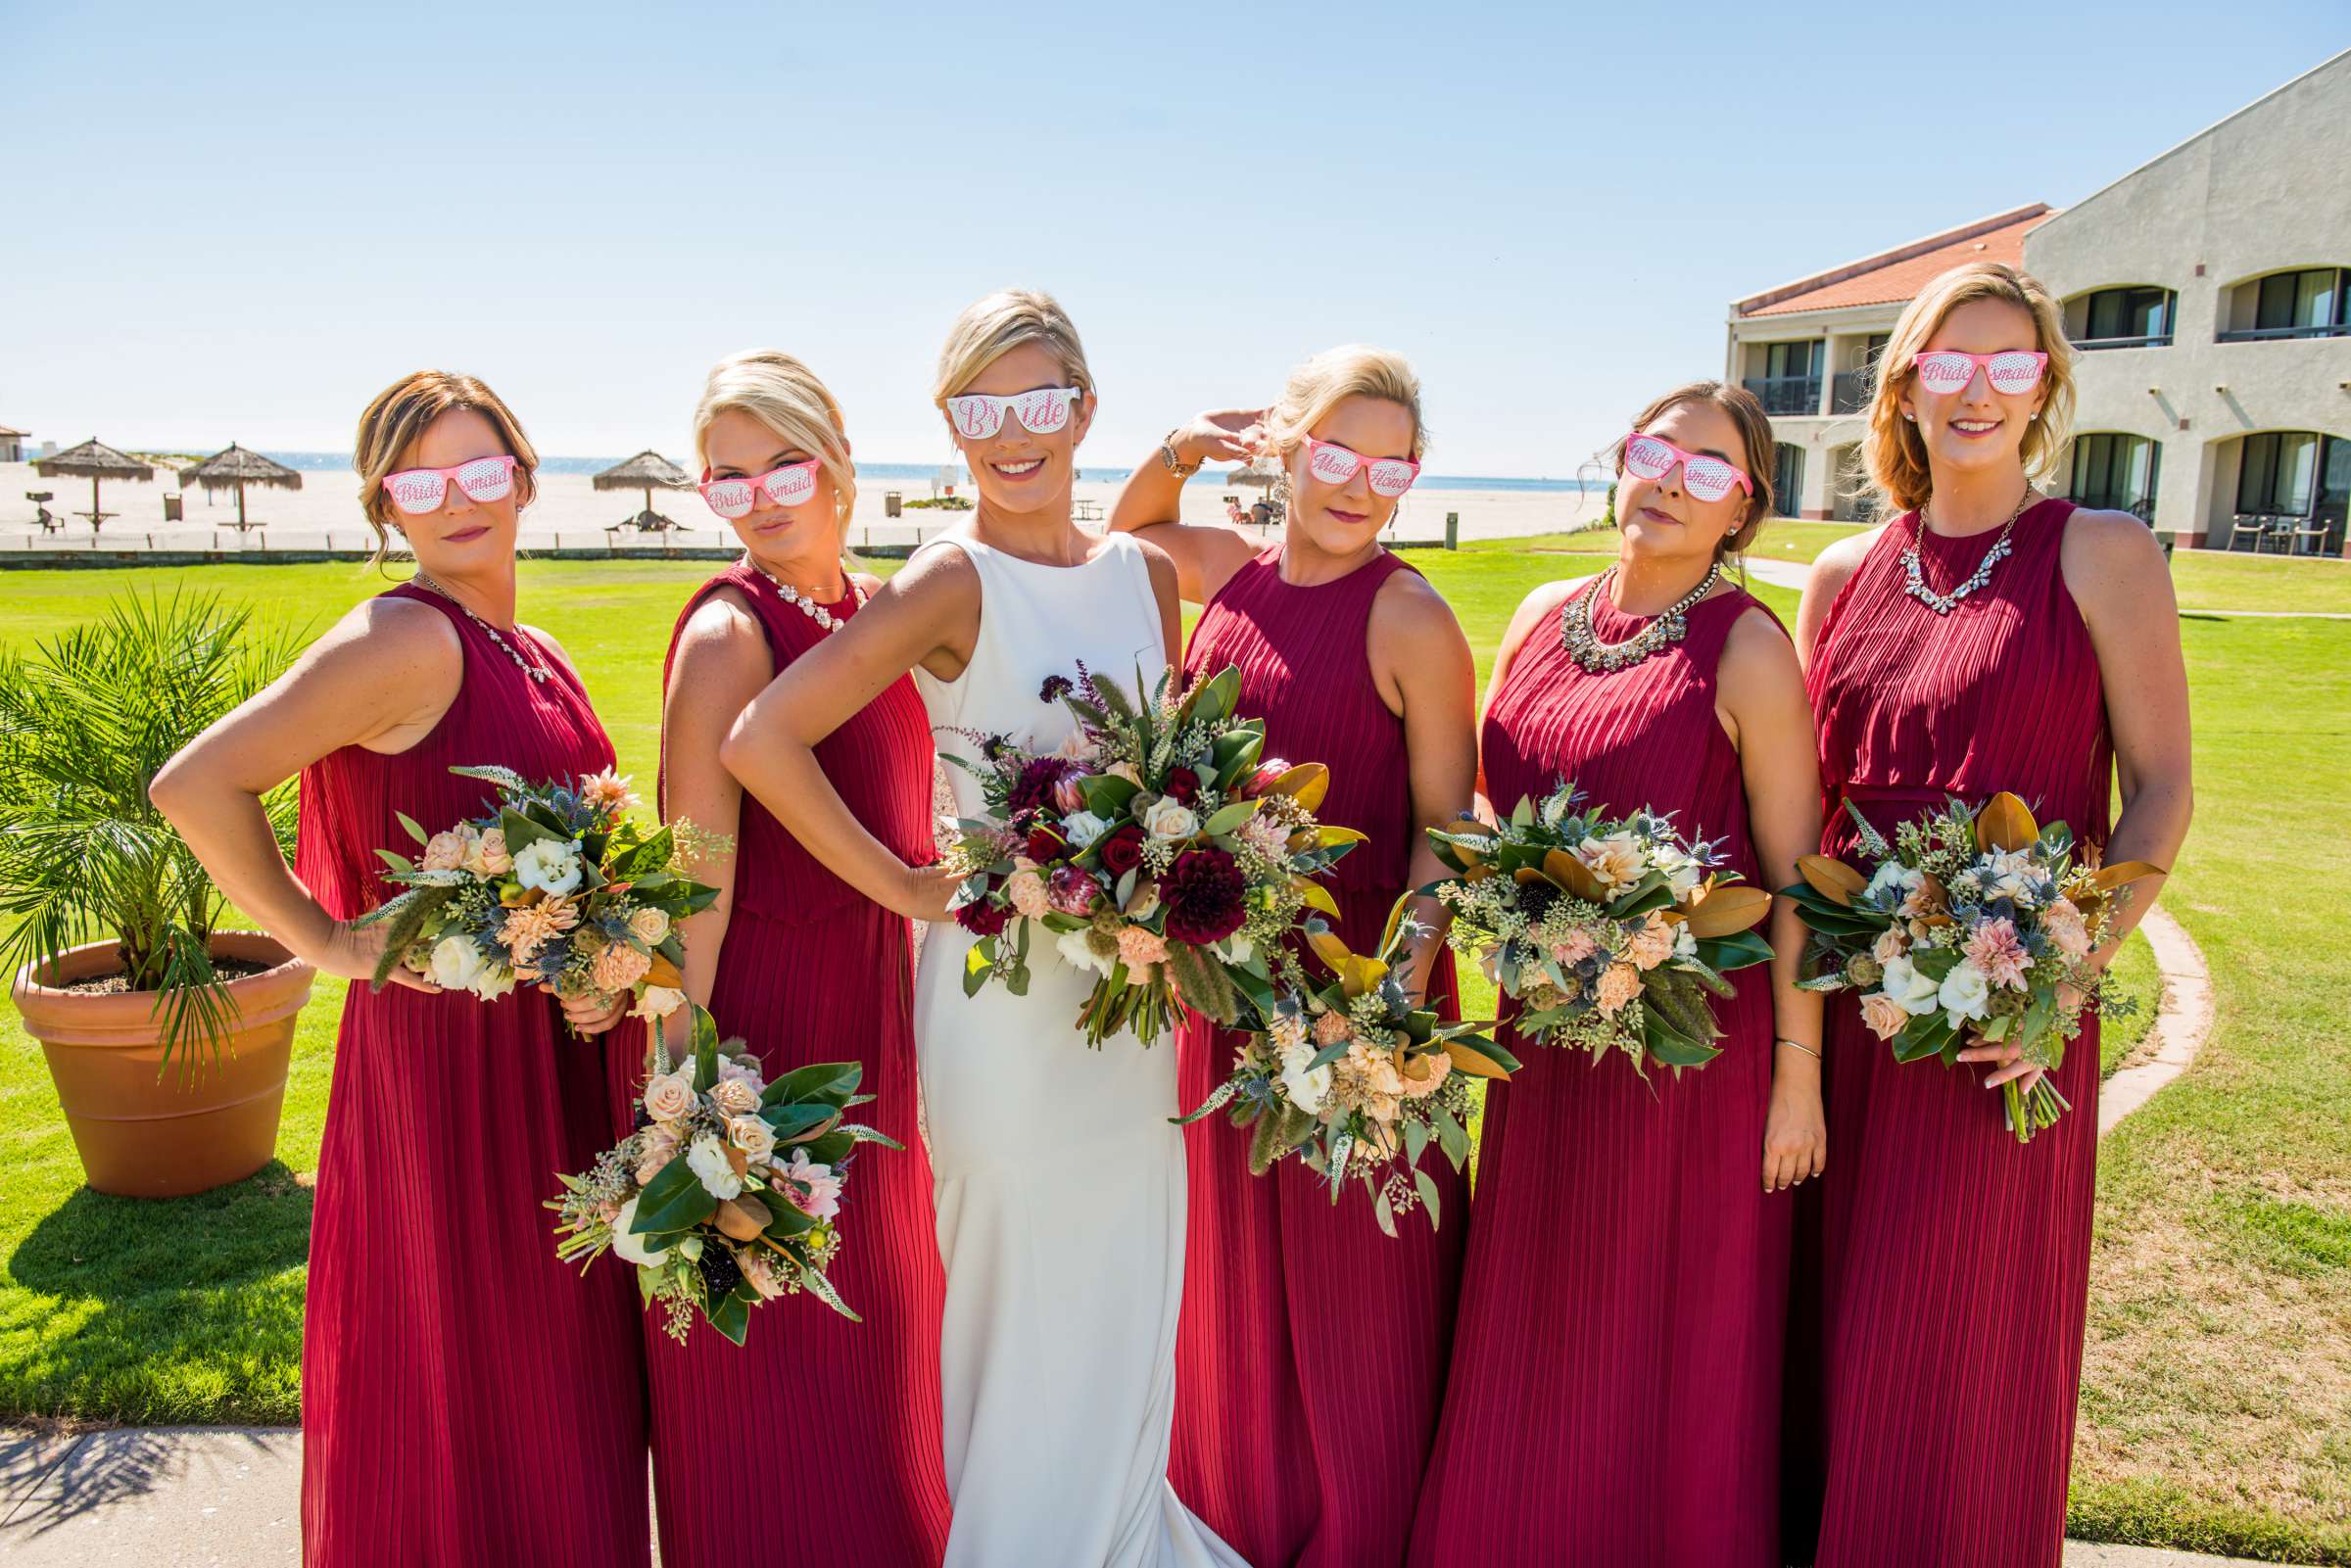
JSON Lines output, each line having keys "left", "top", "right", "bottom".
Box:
{"left": 1242, "top": 758, "right": 1292, "bottom": 797}
{"left": 591, "top": 941, "right": 652, "bottom": 994}
{"left": 1596, "top": 961, "right": 1643, "bottom": 1015}
{"left": 1962, "top": 917, "right": 2032, "bottom": 991}
{"left": 1116, "top": 925, "right": 1168, "bottom": 971}
{"left": 579, "top": 770, "right": 639, "bottom": 812}
{"left": 1047, "top": 865, "right": 1098, "bottom": 916}
{"left": 1051, "top": 773, "right": 1089, "bottom": 815}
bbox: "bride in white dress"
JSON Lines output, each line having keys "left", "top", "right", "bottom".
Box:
{"left": 723, "top": 290, "right": 1250, "bottom": 1568}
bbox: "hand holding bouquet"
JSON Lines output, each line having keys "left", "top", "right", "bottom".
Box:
{"left": 1425, "top": 781, "right": 1775, "bottom": 1072}
{"left": 1179, "top": 895, "right": 1518, "bottom": 1236}
{"left": 354, "top": 765, "right": 720, "bottom": 1022}
{"left": 550, "top": 1002, "right": 897, "bottom": 1343}
{"left": 938, "top": 663, "right": 1360, "bottom": 1047}
{"left": 1780, "top": 791, "right": 2162, "bottom": 1143}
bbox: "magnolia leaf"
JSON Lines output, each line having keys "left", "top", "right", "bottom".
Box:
{"left": 1202, "top": 798, "right": 1261, "bottom": 836}
{"left": 1973, "top": 791, "right": 2039, "bottom": 853}
{"left": 644, "top": 953, "right": 684, "bottom": 989}
{"left": 1376, "top": 892, "right": 1415, "bottom": 960}
{"left": 1266, "top": 763, "right": 1330, "bottom": 813}
{"left": 1443, "top": 1037, "right": 1514, "bottom": 1079}
{"left": 2089, "top": 859, "right": 2166, "bottom": 890}
{"left": 1797, "top": 854, "right": 1867, "bottom": 906}
{"left": 1292, "top": 876, "right": 1341, "bottom": 921}
{"left": 1542, "top": 847, "right": 1607, "bottom": 903}
{"left": 1306, "top": 927, "right": 1355, "bottom": 974}
{"left": 1684, "top": 883, "right": 1773, "bottom": 938}
{"left": 1339, "top": 954, "right": 1388, "bottom": 999}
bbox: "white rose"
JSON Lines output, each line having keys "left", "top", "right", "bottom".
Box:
{"left": 511, "top": 837, "right": 584, "bottom": 896}
{"left": 609, "top": 1197, "right": 671, "bottom": 1267}
{"left": 630, "top": 985, "right": 685, "bottom": 1021}
{"left": 1061, "top": 810, "right": 1110, "bottom": 849}
{"left": 428, "top": 933, "right": 493, "bottom": 992}
{"left": 1056, "top": 927, "right": 1115, "bottom": 976}
{"left": 1143, "top": 798, "right": 1198, "bottom": 841}
{"left": 686, "top": 1132, "right": 744, "bottom": 1201}
{"left": 1278, "top": 1041, "right": 1332, "bottom": 1116}
{"left": 1878, "top": 955, "right": 1943, "bottom": 1016}
{"left": 1938, "top": 961, "right": 1991, "bottom": 1023}
{"left": 471, "top": 966, "right": 516, "bottom": 1002}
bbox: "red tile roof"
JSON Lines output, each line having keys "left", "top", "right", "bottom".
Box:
{"left": 1737, "top": 205, "right": 2056, "bottom": 318}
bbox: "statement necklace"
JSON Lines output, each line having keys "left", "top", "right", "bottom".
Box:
{"left": 1902, "top": 490, "right": 2032, "bottom": 616}
{"left": 410, "top": 572, "right": 548, "bottom": 683}
{"left": 746, "top": 555, "right": 863, "bottom": 632}
{"left": 1559, "top": 562, "right": 1721, "bottom": 674}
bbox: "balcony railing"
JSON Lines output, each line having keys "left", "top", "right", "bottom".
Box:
{"left": 2217, "top": 321, "right": 2351, "bottom": 343}
{"left": 1830, "top": 372, "right": 1872, "bottom": 414}
{"left": 2071, "top": 333, "right": 2173, "bottom": 351}
{"left": 1743, "top": 375, "right": 1822, "bottom": 417}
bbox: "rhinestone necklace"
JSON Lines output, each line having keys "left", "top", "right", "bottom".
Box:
{"left": 410, "top": 572, "right": 548, "bottom": 683}
{"left": 1902, "top": 489, "right": 2033, "bottom": 616}
{"left": 1559, "top": 562, "right": 1721, "bottom": 674}
{"left": 745, "top": 555, "right": 863, "bottom": 632}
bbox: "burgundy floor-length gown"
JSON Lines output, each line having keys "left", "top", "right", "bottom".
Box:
{"left": 1409, "top": 581, "right": 1795, "bottom": 1568}
{"left": 295, "top": 584, "right": 648, "bottom": 1567}
{"left": 1170, "top": 546, "right": 1466, "bottom": 1568}
{"left": 1783, "top": 498, "right": 2110, "bottom": 1568}
{"left": 632, "top": 563, "right": 951, "bottom": 1567}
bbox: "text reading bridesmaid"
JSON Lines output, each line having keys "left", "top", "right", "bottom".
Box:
{"left": 152, "top": 371, "right": 648, "bottom": 1567}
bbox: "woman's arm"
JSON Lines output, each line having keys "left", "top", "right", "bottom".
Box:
{"left": 1793, "top": 526, "right": 1882, "bottom": 674}
{"left": 721, "top": 547, "right": 979, "bottom": 923}
{"left": 148, "top": 597, "right": 461, "bottom": 990}
{"left": 1368, "top": 571, "right": 1479, "bottom": 1002}
{"left": 1106, "top": 409, "right": 1267, "bottom": 604}
{"left": 1474, "top": 578, "right": 1581, "bottom": 813}
{"left": 1717, "top": 606, "right": 1829, "bottom": 1191}
{"left": 656, "top": 591, "right": 772, "bottom": 1049}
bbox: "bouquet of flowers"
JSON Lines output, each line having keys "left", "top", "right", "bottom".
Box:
{"left": 550, "top": 1001, "right": 895, "bottom": 1343}
{"left": 1424, "top": 780, "right": 1776, "bottom": 1072}
{"left": 938, "top": 663, "right": 1360, "bottom": 1047}
{"left": 1779, "top": 791, "right": 2160, "bottom": 1143}
{"left": 1177, "top": 896, "right": 1517, "bottom": 1236}
{"left": 354, "top": 765, "right": 719, "bottom": 1021}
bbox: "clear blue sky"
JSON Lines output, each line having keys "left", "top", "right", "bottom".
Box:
{"left": 4, "top": 1, "right": 2342, "bottom": 476}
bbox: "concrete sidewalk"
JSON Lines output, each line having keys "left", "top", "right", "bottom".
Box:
{"left": 0, "top": 1425, "right": 2319, "bottom": 1568}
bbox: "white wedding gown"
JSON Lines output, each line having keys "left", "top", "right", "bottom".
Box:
{"left": 911, "top": 531, "right": 1250, "bottom": 1568}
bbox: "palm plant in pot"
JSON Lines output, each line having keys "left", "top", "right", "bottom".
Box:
{"left": 1, "top": 590, "right": 317, "bottom": 1198}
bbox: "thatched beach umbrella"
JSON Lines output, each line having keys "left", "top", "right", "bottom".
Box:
{"left": 593, "top": 450, "right": 691, "bottom": 530}
{"left": 34, "top": 439, "right": 156, "bottom": 530}
{"left": 1224, "top": 463, "right": 1276, "bottom": 488}
{"left": 178, "top": 444, "right": 302, "bottom": 530}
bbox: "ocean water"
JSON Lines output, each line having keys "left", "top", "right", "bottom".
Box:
{"left": 257, "top": 451, "right": 1598, "bottom": 494}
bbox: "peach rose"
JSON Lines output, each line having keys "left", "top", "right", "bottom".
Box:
{"left": 641, "top": 1069, "right": 696, "bottom": 1124}
{"left": 1595, "top": 961, "right": 1643, "bottom": 1015}
{"left": 628, "top": 907, "right": 670, "bottom": 945}
{"left": 422, "top": 831, "right": 468, "bottom": 873}
{"left": 1872, "top": 927, "right": 1908, "bottom": 965}
{"left": 465, "top": 827, "right": 511, "bottom": 878}
{"left": 728, "top": 1114, "right": 776, "bottom": 1164}
{"left": 1859, "top": 990, "right": 1912, "bottom": 1039}
{"left": 710, "top": 1078, "right": 760, "bottom": 1117}
{"left": 633, "top": 1127, "right": 680, "bottom": 1186}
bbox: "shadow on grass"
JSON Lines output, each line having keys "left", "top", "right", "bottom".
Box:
{"left": 2, "top": 1162, "right": 312, "bottom": 1426}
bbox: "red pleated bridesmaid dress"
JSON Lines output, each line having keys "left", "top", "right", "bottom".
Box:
{"left": 634, "top": 562, "right": 950, "bottom": 1568}
{"left": 1784, "top": 497, "right": 2109, "bottom": 1568}
{"left": 1170, "top": 546, "right": 1465, "bottom": 1568}
{"left": 295, "top": 583, "right": 648, "bottom": 1567}
{"left": 1408, "top": 580, "right": 1793, "bottom": 1568}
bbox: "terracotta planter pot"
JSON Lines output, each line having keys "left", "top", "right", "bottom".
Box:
{"left": 13, "top": 932, "right": 317, "bottom": 1199}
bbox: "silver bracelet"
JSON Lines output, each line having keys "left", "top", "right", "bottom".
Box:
{"left": 1775, "top": 1038, "right": 1821, "bottom": 1060}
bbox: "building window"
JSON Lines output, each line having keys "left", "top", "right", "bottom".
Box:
{"left": 2236, "top": 431, "right": 2349, "bottom": 516}
{"left": 1772, "top": 444, "right": 1805, "bottom": 515}
{"left": 2074, "top": 286, "right": 2175, "bottom": 349}
{"left": 1831, "top": 335, "right": 1888, "bottom": 414}
{"left": 2219, "top": 267, "right": 2351, "bottom": 342}
{"left": 1744, "top": 340, "right": 1823, "bottom": 416}
{"left": 2067, "top": 433, "right": 2159, "bottom": 520}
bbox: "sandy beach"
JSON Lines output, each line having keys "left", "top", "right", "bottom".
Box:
{"left": 0, "top": 459, "right": 1604, "bottom": 560}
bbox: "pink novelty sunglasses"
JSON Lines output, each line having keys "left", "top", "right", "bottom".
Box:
{"left": 943, "top": 386, "right": 1082, "bottom": 441}
{"left": 700, "top": 459, "right": 821, "bottom": 520}
{"left": 1620, "top": 432, "right": 1752, "bottom": 503}
{"left": 380, "top": 454, "right": 519, "bottom": 515}
{"left": 1910, "top": 350, "right": 2048, "bottom": 397}
{"left": 1303, "top": 437, "right": 1420, "bottom": 499}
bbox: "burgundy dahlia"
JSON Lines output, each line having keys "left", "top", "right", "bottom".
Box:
{"left": 1161, "top": 848, "right": 1247, "bottom": 945}
{"left": 1008, "top": 756, "right": 1077, "bottom": 817}
{"left": 955, "top": 897, "right": 1013, "bottom": 936}
{"left": 1163, "top": 767, "right": 1201, "bottom": 804}
{"left": 1097, "top": 824, "right": 1145, "bottom": 878}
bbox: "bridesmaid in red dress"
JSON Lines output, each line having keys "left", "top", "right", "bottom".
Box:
{"left": 153, "top": 372, "right": 648, "bottom": 1566}
{"left": 1784, "top": 262, "right": 2192, "bottom": 1568}
{"left": 1109, "top": 346, "right": 1479, "bottom": 1568}
{"left": 645, "top": 351, "right": 949, "bottom": 1566}
{"left": 1408, "top": 381, "right": 1829, "bottom": 1568}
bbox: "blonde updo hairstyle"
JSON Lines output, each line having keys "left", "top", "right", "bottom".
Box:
{"left": 1617, "top": 379, "right": 1776, "bottom": 557}
{"left": 933, "top": 287, "right": 1096, "bottom": 405}
{"left": 355, "top": 369, "right": 540, "bottom": 567}
{"left": 1262, "top": 344, "right": 1429, "bottom": 464}
{"left": 1862, "top": 261, "right": 2076, "bottom": 516}
{"left": 693, "top": 350, "right": 857, "bottom": 526}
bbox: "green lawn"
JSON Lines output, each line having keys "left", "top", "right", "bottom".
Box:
{"left": 2170, "top": 549, "right": 2351, "bottom": 615}
{"left": 2, "top": 550, "right": 2345, "bottom": 1560}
